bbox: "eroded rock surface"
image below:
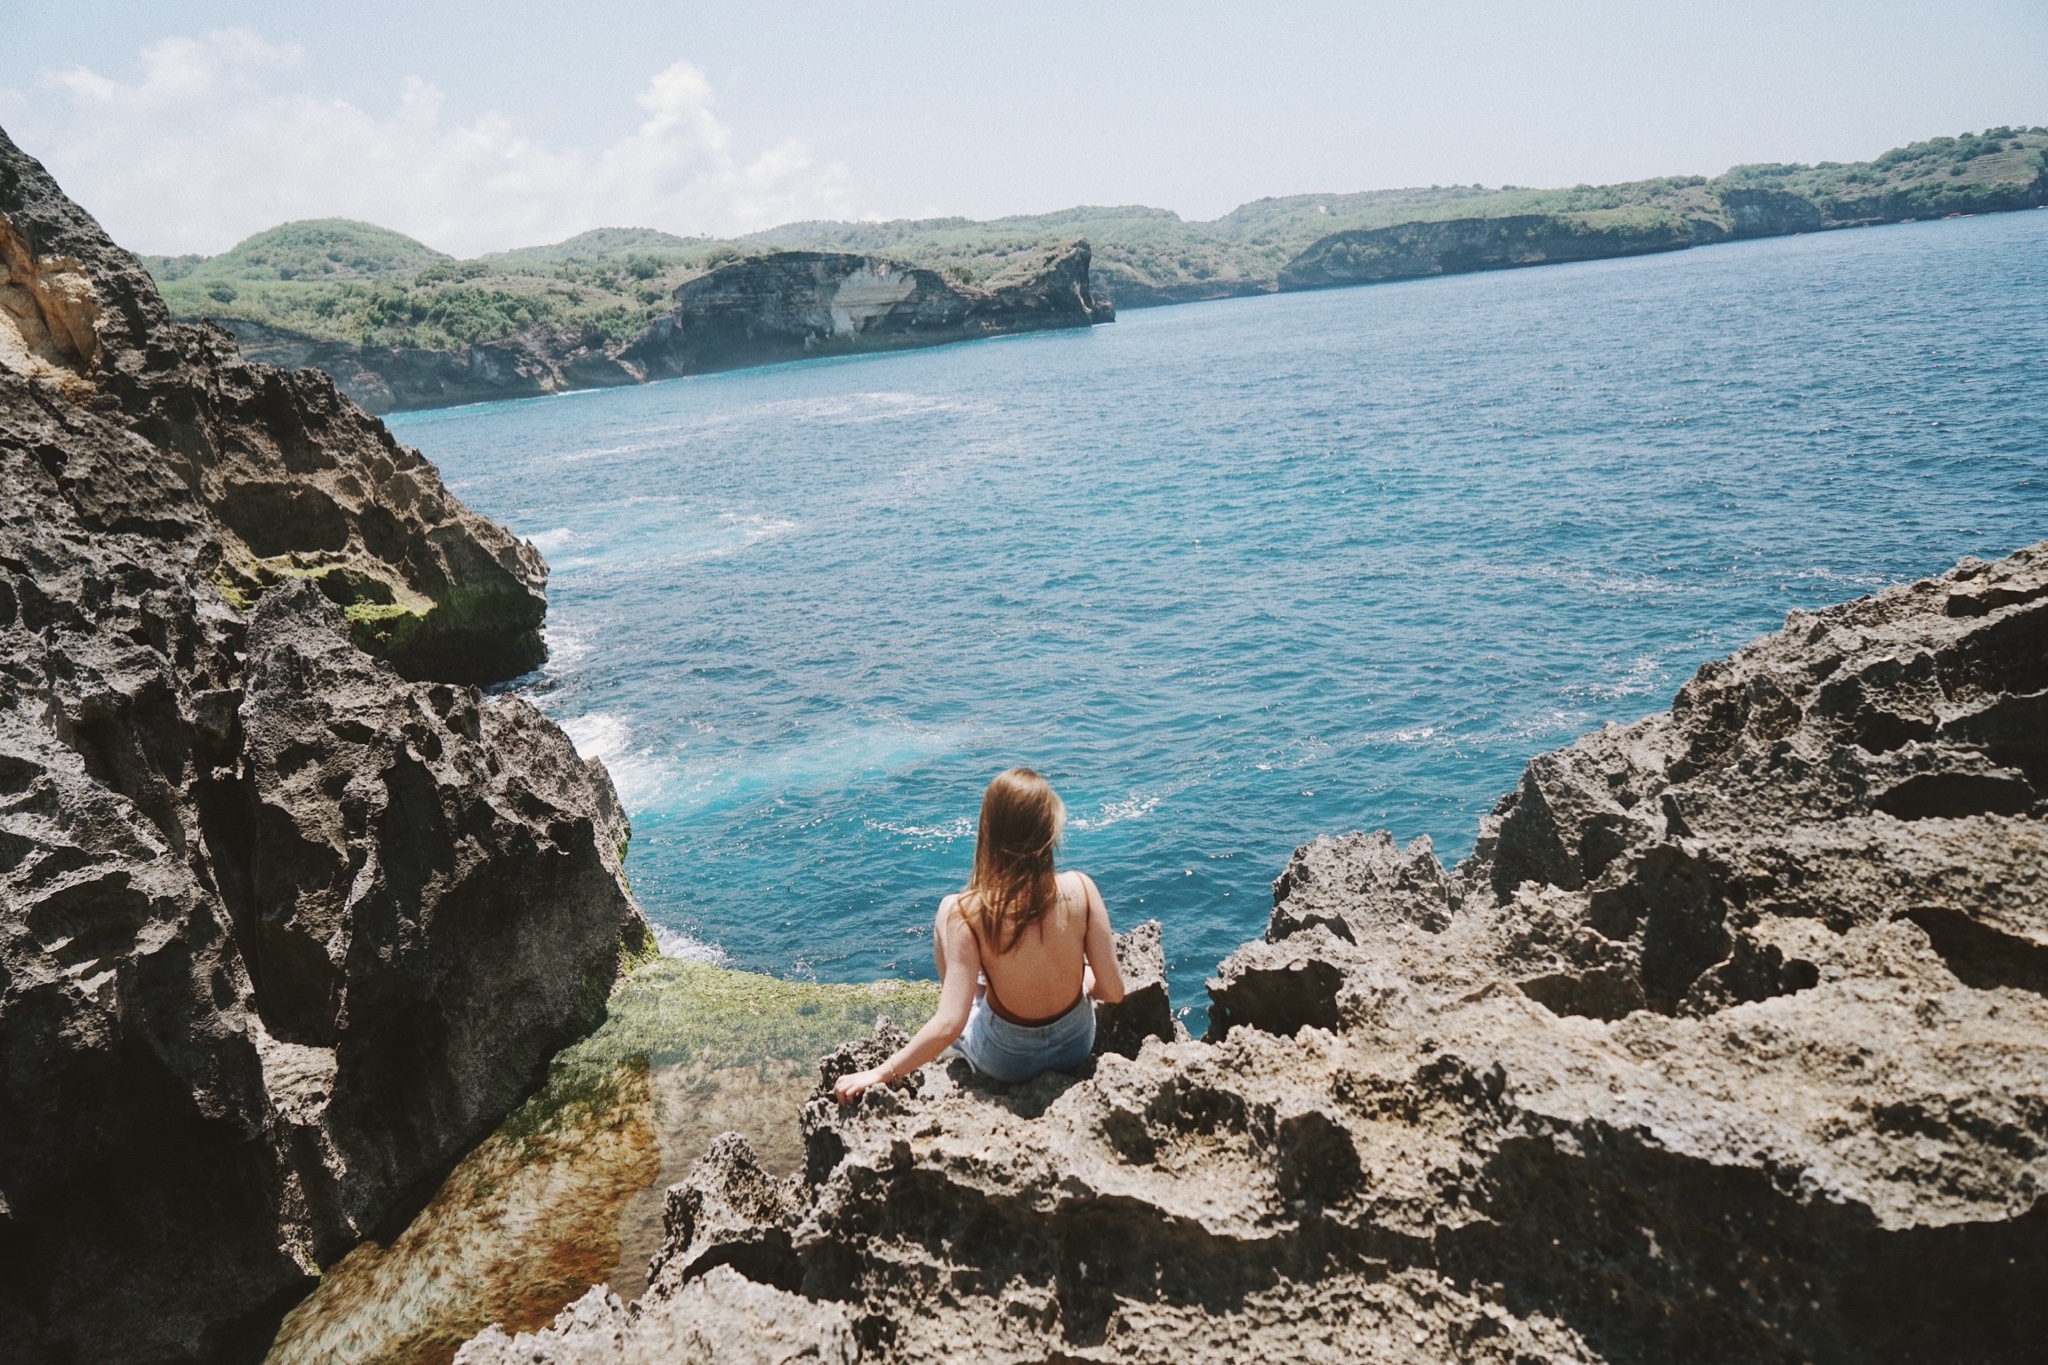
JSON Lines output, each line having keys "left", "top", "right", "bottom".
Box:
{"left": 0, "top": 125, "right": 646, "bottom": 1362}
{"left": 1, "top": 127, "right": 548, "bottom": 684}
{"left": 489, "top": 544, "right": 2047, "bottom": 1364}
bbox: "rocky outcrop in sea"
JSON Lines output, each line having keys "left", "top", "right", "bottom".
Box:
{"left": 225, "top": 242, "right": 1113, "bottom": 415}
{"left": 0, "top": 125, "right": 649, "bottom": 1362}
{"left": 458, "top": 543, "right": 2047, "bottom": 1363}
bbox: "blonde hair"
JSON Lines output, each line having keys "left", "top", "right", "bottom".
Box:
{"left": 962, "top": 768, "right": 1066, "bottom": 955}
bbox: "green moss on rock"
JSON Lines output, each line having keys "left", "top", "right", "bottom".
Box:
{"left": 500, "top": 958, "right": 939, "bottom": 1156}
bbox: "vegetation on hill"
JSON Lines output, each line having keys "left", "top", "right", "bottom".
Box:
{"left": 141, "top": 127, "right": 2048, "bottom": 349}
{"left": 1719, "top": 127, "right": 2048, "bottom": 220}
{"left": 144, "top": 219, "right": 743, "bottom": 351}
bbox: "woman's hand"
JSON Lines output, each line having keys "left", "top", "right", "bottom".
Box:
{"left": 834, "top": 1066, "right": 888, "bottom": 1105}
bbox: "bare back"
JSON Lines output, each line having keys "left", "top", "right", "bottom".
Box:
{"left": 945, "top": 871, "right": 1100, "bottom": 1025}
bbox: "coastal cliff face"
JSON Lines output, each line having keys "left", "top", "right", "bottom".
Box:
{"left": 0, "top": 126, "right": 648, "bottom": 1362}
{"left": 226, "top": 242, "right": 1111, "bottom": 415}
{"left": 1278, "top": 162, "right": 2048, "bottom": 293}
{"left": 1278, "top": 213, "right": 1697, "bottom": 290}
{"left": 464, "top": 544, "right": 2046, "bottom": 1364}
{"left": 622, "top": 241, "right": 1110, "bottom": 381}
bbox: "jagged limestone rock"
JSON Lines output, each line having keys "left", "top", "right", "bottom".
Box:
{"left": 646, "top": 1133, "right": 805, "bottom": 1297}
{"left": 1277, "top": 213, "right": 1696, "bottom": 291}
{"left": 0, "top": 124, "right": 647, "bottom": 1363}
{"left": 0, "top": 125, "right": 548, "bottom": 684}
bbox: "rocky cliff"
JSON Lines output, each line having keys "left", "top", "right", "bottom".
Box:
{"left": 1278, "top": 212, "right": 1698, "bottom": 291}
{"left": 226, "top": 242, "right": 1112, "bottom": 415}
{"left": 0, "top": 124, "right": 649, "bottom": 1362}
{"left": 460, "top": 543, "right": 2047, "bottom": 1364}
{"left": 623, "top": 241, "right": 1111, "bottom": 380}
{"left": 1278, "top": 161, "right": 2048, "bottom": 294}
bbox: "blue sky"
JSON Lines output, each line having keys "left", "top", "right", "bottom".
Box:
{"left": 2, "top": 1, "right": 2043, "bottom": 256}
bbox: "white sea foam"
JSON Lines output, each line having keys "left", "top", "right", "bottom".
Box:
{"left": 695, "top": 512, "right": 798, "bottom": 559}
{"left": 1381, "top": 725, "right": 1443, "bottom": 744}
{"left": 1069, "top": 793, "right": 1161, "bottom": 831}
{"left": 1583, "top": 654, "right": 1667, "bottom": 701}
{"left": 655, "top": 722, "right": 970, "bottom": 822}
{"left": 562, "top": 711, "right": 630, "bottom": 762}
{"left": 653, "top": 924, "right": 731, "bottom": 965}
{"left": 527, "top": 526, "right": 577, "bottom": 555}
{"left": 537, "top": 624, "right": 593, "bottom": 676}
{"left": 866, "top": 815, "right": 975, "bottom": 842}
{"left": 561, "top": 712, "right": 677, "bottom": 810}
{"left": 754, "top": 391, "right": 986, "bottom": 426}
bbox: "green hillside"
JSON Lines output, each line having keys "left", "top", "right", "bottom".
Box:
{"left": 145, "top": 219, "right": 737, "bottom": 351}
{"left": 142, "top": 126, "right": 2048, "bottom": 350}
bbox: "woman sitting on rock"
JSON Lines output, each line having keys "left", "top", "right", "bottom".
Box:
{"left": 835, "top": 768, "right": 1125, "bottom": 1102}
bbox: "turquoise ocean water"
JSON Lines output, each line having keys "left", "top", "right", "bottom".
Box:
{"left": 390, "top": 211, "right": 2048, "bottom": 1028}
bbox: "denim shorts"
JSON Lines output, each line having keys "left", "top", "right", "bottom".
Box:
{"left": 955, "top": 992, "right": 1096, "bottom": 1083}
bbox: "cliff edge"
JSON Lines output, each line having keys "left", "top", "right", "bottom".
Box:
{"left": 0, "top": 125, "right": 649, "bottom": 1362}
{"left": 466, "top": 543, "right": 2046, "bottom": 1364}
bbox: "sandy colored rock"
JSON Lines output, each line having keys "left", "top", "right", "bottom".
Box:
{"left": 1093, "top": 919, "right": 1182, "bottom": 1059}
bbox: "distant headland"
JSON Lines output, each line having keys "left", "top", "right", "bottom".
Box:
{"left": 142, "top": 126, "right": 2047, "bottom": 412}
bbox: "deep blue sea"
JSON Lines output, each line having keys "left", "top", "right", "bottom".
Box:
{"left": 390, "top": 211, "right": 2048, "bottom": 1028}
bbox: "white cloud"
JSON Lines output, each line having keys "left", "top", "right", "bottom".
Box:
{"left": 3, "top": 29, "right": 855, "bottom": 256}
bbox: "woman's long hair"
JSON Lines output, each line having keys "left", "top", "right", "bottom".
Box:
{"left": 962, "top": 768, "right": 1066, "bottom": 955}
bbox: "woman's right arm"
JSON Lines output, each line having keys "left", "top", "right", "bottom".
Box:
{"left": 1079, "top": 873, "right": 1126, "bottom": 1004}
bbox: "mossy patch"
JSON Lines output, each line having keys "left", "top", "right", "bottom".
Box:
{"left": 499, "top": 958, "right": 939, "bottom": 1160}
{"left": 210, "top": 551, "right": 430, "bottom": 627}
